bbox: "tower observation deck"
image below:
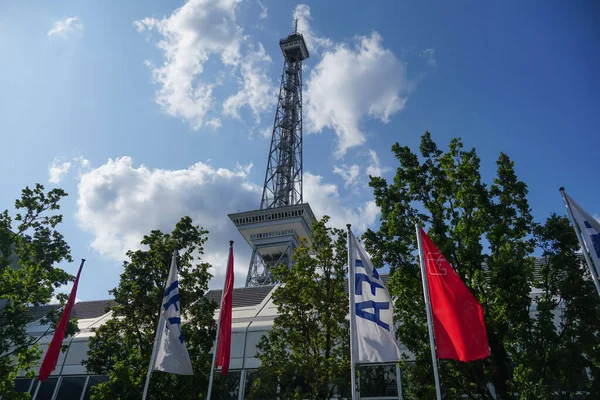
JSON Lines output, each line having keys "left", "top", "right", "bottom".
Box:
{"left": 228, "top": 23, "right": 315, "bottom": 287}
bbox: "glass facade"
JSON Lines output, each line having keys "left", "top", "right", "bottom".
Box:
{"left": 55, "top": 376, "right": 87, "bottom": 399}
{"left": 35, "top": 378, "right": 58, "bottom": 400}
{"left": 13, "top": 378, "right": 33, "bottom": 393}
{"left": 82, "top": 376, "right": 109, "bottom": 400}
{"left": 359, "top": 364, "right": 399, "bottom": 399}
{"left": 18, "top": 375, "right": 108, "bottom": 400}
{"left": 211, "top": 371, "right": 242, "bottom": 400}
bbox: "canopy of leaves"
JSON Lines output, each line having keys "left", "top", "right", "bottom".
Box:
{"left": 0, "top": 184, "right": 75, "bottom": 400}
{"left": 249, "top": 216, "right": 350, "bottom": 399}
{"left": 363, "top": 132, "right": 600, "bottom": 399}
{"left": 83, "top": 217, "right": 217, "bottom": 400}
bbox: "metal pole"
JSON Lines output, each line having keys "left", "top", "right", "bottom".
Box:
{"left": 207, "top": 241, "right": 234, "bottom": 400}
{"left": 560, "top": 188, "right": 600, "bottom": 297}
{"left": 396, "top": 364, "right": 403, "bottom": 400}
{"left": 142, "top": 314, "right": 163, "bottom": 400}
{"left": 415, "top": 224, "right": 442, "bottom": 400}
{"left": 347, "top": 225, "right": 358, "bottom": 400}
{"left": 143, "top": 250, "right": 177, "bottom": 400}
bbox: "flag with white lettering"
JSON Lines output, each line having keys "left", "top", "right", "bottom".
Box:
{"left": 565, "top": 192, "right": 600, "bottom": 277}
{"left": 349, "top": 231, "right": 401, "bottom": 363}
{"left": 153, "top": 253, "right": 194, "bottom": 375}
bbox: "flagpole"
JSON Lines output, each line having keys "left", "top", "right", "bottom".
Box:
{"left": 142, "top": 251, "right": 176, "bottom": 400}
{"left": 560, "top": 188, "right": 600, "bottom": 297}
{"left": 346, "top": 225, "right": 358, "bottom": 400}
{"left": 415, "top": 224, "right": 442, "bottom": 400}
{"left": 207, "top": 240, "right": 233, "bottom": 400}
{"left": 142, "top": 315, "right": 164, "bottom": 400}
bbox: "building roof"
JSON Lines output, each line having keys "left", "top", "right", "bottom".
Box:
{"left": 29, "top": 299, "right": 114, "bottom": 322}
{"left": 71, "top": 300, "right": 114, "bottom": 319}
{"left": 28, "top": 304, "right": 59, "bottom": 320}
{"left": 206, "top": 285, "right": 276, "bottom": 308}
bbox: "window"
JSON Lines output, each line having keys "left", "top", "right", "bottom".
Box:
{"left": 243, "top": 370, "right": 258, "bottom": 396}
{"left": 358, "top": 364, "right": 398, "bottom": 398}
{"left": 13, "top": 378, "right": 32, "bottom": 393}
{"left": 211, "top": 371, "right": 241, "bottom": 400}
{"left": 33, "top": 377, "right": 58, "bottom": 400}
{"left": 56, "top": 376, "right": 87, "bottom": 400}
{"left": 83, "top": 376, "right": 109, "bottom": 400}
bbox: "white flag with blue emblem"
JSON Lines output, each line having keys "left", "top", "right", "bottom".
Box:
{"left": 349, "top": 231, "right": 401, "bottom": 363}
{"left": 152, "top": 253, "right": 194, "bottom": 375}
{"left": 565, "top": 192, "right": 600, "bottom": 277}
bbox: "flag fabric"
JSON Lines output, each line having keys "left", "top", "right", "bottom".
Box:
{"left": 215, "top": 244, "right": 234, "bottom": 375}
{"left": 349, "top": 230, "right": 401, "bottom": 363}
{"left": 39, "top": 259, "right": 85, "bottom": 381}
{"left": 564, "top": 192, "right": 600, "bottom": 277}
{"left": 420, "top": 228, "right": 489, "bottom": 362}
{"left": 153, "top": 253, "right": 193, "bottom": 375}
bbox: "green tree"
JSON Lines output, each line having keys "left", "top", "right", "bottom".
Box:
{"left": 83, "top": 217, "right": 217, "bottom": 399}
{"left": 364, "top": 132, "right": 599, "bottom": 399}
{"left": 516, "top": 214, "right": 600, "bottom": 398}
{"left": 0, "top": 184, "right": 75, "bottom": 399}
{"left": 249, "top": 217, "right": 350, "bottom": 399}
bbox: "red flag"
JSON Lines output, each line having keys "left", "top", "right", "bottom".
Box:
{"left": 39, "top": 259, "right": 85, "bottom": 381}
{"left": 215, "top": 243, "right": 234, "bottom": 375}
{"left": 420, "top": 229, "right": 489, "bottom": 362}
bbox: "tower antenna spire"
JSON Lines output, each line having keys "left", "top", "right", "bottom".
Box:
{"left": 294, "top": 18, "right": 298, "bottom": 34}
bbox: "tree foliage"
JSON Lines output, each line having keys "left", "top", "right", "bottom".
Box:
{"left": 363, "top": 132, "right": 600, "bottom": 399}
{"left": 0, "top": 184, "right": 75, "bottom": 399}
{"left": 249, "top": 217, "right": 350, "bottom": 399}
{"left": 83, "top": 217, "right": 217, "bottom": 399}
{"left": 518, "top": 214, "right": 600, "bottom": 398}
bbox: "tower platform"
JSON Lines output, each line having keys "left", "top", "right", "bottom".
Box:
{"left": 228, "top": 203, "right": 316, "bottom": 257}
{"left": 228, "top": 203, "right": 316, "bottom": 286}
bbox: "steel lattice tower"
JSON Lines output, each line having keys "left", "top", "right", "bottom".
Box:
{"left": 228, "top": 23, "right": 316, "bottom": 287}
{"left": 260, "top": 26, "right": 305, "bottom": 210}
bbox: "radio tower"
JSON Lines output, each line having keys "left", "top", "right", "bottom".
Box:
{"left": 229, "top": 21, "right": 316, "bottom": 287}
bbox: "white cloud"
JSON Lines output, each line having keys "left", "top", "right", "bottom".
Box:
{"left": 293, "top": 5, "right": 332, "bottom": 54}
{"left": 206, "top": 118, "right": 222, "bottom": 130}
{"left": 365, "top": 149, "right": 387, "bottom": 177}
{"left": 304, "top": 172, "right": 379, "bottom": 232}
{"left": 260, "top": 126, "right": 272, "bottom": 139}
{"left": 75, "top": 157, "right": 379, "bottom": 288}
{"left": 47, "top": 17, "right": 83, "bottom": 38}
{"left": 76, "top": 157, "right": 260, "bottom": 287}
{"left": 419, "top": 48, "right": 436, "bottom": 67}
{"left": 48, "top": 157, "right": 91, "bottom": 184}
{"left": 135, "top": 0, "right": 274, "bottom": 131}
{"left": 75, "top": 156, "right": 91, "bottom": 169}
{"left": 305, "top": 32, "right": 412, "bottom": 157}
{"left": 49, "top": 160, "right": 72, "bottom": 184}
{"left": 257, "top": 0, "right": 268, "bottom": 19}
{"left": 223, "top": 43, "right": 276, "bottom": 122}
{"left": 333, "top": 164, "right": 360, "bottom": 187}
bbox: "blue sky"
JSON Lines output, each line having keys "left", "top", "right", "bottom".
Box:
{"left": 1, "top": 0, "right": 598, "bottom": 301}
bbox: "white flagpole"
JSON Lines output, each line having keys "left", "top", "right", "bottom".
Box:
{"left": 207, "top": 241, "right": 234, "bottom": 400}
{"left": 142, "top": 315, "right": 165, "bottom": 400}
{"left": 415, "top": 224, "right": 442, "bottom": 400}
{"left": 347, "top": 224, "right": 358, "bottom": 400}
{"left": 560, "top": 188, "right": 600, "bottom": 297}
{"left": 142, "top": 250, "right": 177, "bottom": 400}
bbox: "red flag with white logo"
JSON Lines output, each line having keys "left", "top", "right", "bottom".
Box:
{"left": 420, "top": 229, "right": 489, "bottom": 362}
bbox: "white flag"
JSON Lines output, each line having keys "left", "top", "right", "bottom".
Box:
{"left": 565, "top": 192, "right": 600, "bottom": 277}
{"left": 349, "top": 231, "right": 401, "bottom": 363}
{"left": 153, "top": 254, "right": 194, "bottom": 375}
